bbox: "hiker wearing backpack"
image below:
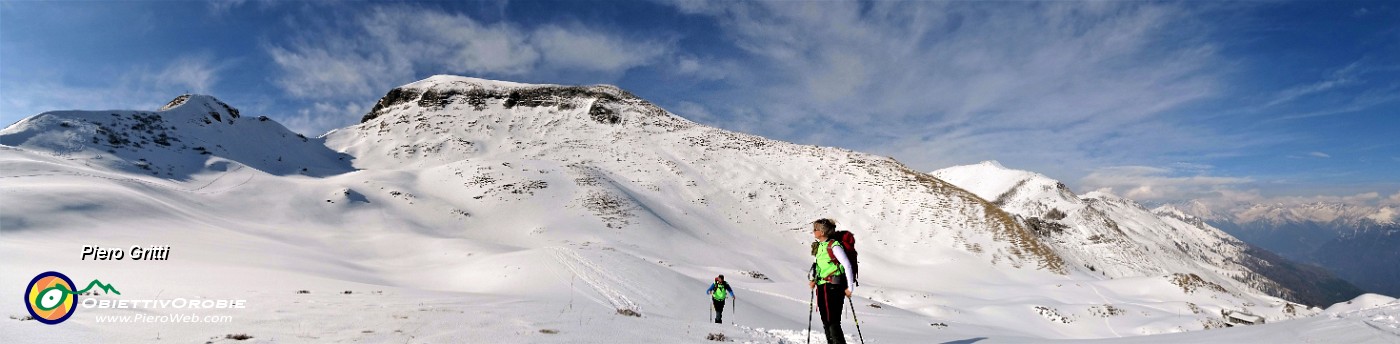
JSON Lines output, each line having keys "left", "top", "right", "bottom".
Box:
{"left": 810, "top": 218, "right": 856, "bottom": 344}
{"left": 706, "top": 275, "right": 734, "bottom": 323}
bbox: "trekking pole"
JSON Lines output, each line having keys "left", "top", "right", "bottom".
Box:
{"left": 807, "top": 262, "right": 817, "bottom": 344}
{"left": 847, "top": 296, "right": 865, "bottom": 344}
{"left": 806, "top": 288, "right": 815, "bottom": 344}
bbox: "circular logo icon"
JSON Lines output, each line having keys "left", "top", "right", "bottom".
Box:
{"left": 26, "top": 271, "right": 77, "bottom": 325}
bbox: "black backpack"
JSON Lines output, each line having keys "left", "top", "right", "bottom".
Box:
{"left": 824, "top": 230, "right": 859, "bottom": 286}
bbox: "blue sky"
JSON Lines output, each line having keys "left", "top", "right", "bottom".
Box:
{"left": 2, "top": 0, "right": 1397, "bottom": 210}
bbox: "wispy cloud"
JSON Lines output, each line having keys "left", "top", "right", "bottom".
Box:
{"left": 155, "top": 54, "right": 227, "bottom": 94}
{"left": 1262, "top": 59, "right": 1400, "bottom": 122}
{"left": 265, "top": 6, "right": 673, "bottom": 133}
{"left": 282, "top": 101, "right": 369, "bottom": 136}
{"left": 671, "top": 55, "right": 733, "bottom": 80}
{"left": 1270, "top": 84, "right": 1400, "bottom": 121}
{"left": 1308, "top": 151, "right": 1331, "bottom": 158}
{"left": 1263, "top": 62, "right": 1360, "bottom": 108}
{"left": 1081, "top": 165, "right": 1252, "bottom": 202}
{"left": 267, "top": 6, "right": 668, "bottom": 96}
{"left": 1079, "top": 164, "right": 1399, "bottom": 224}
{"left": 1170, "top": 162, "right": 1215, "bottom": 172}
{"left": 207, "top": 0, "right": 247, "bottom": 16}
{"left": 1208, "top": 189, "right": 1397, "bottom": 222}
{"left": 1, "top": 54, "right": 229, "bottom": 122}
{"left": 663, "top": 2, "right": 1228, "bottom": 180}
{"left": 533, "top": 24, "right": 671, "bottom": 73}
{"left": 670, "top": 101, "right": 717, "bottom": 123}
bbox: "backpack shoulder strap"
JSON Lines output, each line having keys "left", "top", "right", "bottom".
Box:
{"left": 825, "top": 239, "right": 840, "bottom": 262}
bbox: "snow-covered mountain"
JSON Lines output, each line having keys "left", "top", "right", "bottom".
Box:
{"left": 932, "top": 161, "right": 1362, "bottom": 306}
{"left": 1177, "top": 200, "right": 1400, "bottom": 298}
{"left": 3, "top": 76, "right": 1396, "bottom": 343}
{"left": 1205, "top": 201, "right": 1397, "bottom": 229}
{"left": 0, "top": 94, "right": 353, "bottom": 179}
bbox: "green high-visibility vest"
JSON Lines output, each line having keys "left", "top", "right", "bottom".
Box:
{"left": 815, "top": 240, "right": 845, "bottom": 285}
{"left": 712, "top": 283, "right": 728, "bottom": 300}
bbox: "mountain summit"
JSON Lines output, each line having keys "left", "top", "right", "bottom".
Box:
{"left": 157, "top": 94, "right": 242, "bottom": 123}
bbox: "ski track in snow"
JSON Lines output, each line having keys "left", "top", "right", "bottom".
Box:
{"left": 1074, "top": 275, "right": 1125, "bottom": 338}
{"left": 547, "top": 246, "right": 640, "bottom": 313}
{"left": 186, "top": 163, "right": 254, "bottom": 194}
{"left": 0, "top": 157, "right": 253, "bottom": 195}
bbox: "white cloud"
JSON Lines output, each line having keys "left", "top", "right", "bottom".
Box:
{"left": 264, "top": 6, "right": 673, "bottom": 134}
{"left": 1264, "top": 63, "right": 1359, "bottom": 108}
{"left": 670, "top": 55, "right": 737, "bottom": 81}
{"left": 1343, "top": 192, "right": 1381, "bottom": 203}
{"left": 1, "top": 54, "right": 229, "bottom": 121}
{"left": 359, "top": 7, "right": 539, "bottom": 75}
{"left": 1170, "top": 162, "right": 1215, "bottom": 172}
{"left": 1263, "top": 60, "right": 1400, "bottom": 122}
{"left": 268, "top": 45, "right": 398, "bottom": 99}
{"left": 1369, "top": 206, "right": 1396, "bottom": 223}
{"left": 1264, "top": 192, "right": 1383, "bottom": 206}
{"left": 1080, "top": 165, "right": 1252, "bottom": 202}
{"left": 1270, "top": 84, "right": 1400, "bottom": 121}
{"left": 268, "top": 6, "right": 670, "bottom": 101}
{"left": 155, "top": 55, "right": 225, "bottom": 94}
{"left": 669, "top": 101, "right": 716, "bottom": 122}
{"left": 663, "top": 2, "right": 1229, "bottom": 180}
{"left": 282, "top": 101, "right": 369, "bottom": 137}
{"left": 1181, "top": 188, "right": 1400, "bottom": 224}
{"left": 532, "top": 25, "right": 671, "bottom": 73}
{"left": 676, "top": 57, "right": 702, "bottom": 75}
{"left": 1308, "top": 151, "right": 1331, "bottom": 158}
{"left": 207, "top": 0, "right": 247, "bottom": 15}
{"left": 668, "top": 0, "right": 724, "bottom": 16}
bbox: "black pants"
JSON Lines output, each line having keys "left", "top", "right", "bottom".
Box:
{"left": 711, "top": 299, "right": 722, "bottom": 324}
{"left": 816, "top": 283, "right": 847, "bottom": 344}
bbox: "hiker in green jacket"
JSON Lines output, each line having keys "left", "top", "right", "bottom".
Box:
{"left": 810, "top": 218, "right": 854, "bottom": 344}
{"left": 707, "top": 275, "right": 734, "bottom": 323}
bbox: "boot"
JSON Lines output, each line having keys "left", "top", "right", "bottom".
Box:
{"left": 826, "top": 325, "right": 847, "bottom": 344}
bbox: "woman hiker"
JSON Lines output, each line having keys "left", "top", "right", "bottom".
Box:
{"left": 706, "top": 275, "right": 735, "bottom": 323}
{"left": 810, "top": 218, "right": 853, "bottom": 344}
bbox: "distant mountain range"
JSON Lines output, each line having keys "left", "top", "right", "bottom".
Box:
{"left": 1177, "top": 201, "right": 1399, "bottom": 297}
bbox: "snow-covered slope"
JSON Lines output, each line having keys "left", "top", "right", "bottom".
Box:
{"left": 932, "top": 162, "right": 1347, "bottom": 307}
{"left": 3, "top": 77, "right": 1396, "bottom": 343}
{"left": 934, "top": 163, "right": 1247, "bottom": 278}
{"left": 1083, "top": 295, "right": 1400, "bottom": 343}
